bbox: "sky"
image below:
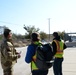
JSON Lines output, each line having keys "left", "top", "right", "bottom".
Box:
{"left": 0, "top": 0, "right": 76, "bottom": 35}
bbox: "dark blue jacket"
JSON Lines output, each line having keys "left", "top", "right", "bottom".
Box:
{"left": 25, "top": 44, "right": 37, "bottom": 63}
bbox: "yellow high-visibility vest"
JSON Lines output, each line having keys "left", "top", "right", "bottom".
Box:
{"left": 31, "top": 55, "right": 38, "bottom": 70}
{"left": 53, "top": 40, "right": 64, "bottom": 58}
{"left": 31, "top": 41, "right": 42, "bottom": 70}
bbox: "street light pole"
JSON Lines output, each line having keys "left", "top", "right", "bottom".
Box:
{"left": 48, "top": 18, "right": 50, "bottom": 41}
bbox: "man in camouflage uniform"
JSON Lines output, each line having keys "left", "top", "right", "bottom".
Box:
{"left": 0, "top": 28, "right": 21, "bottom": 75}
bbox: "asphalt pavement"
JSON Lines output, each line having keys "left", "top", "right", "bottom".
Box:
{"left": 0, "top": 47, "right": 76, "bottom": 75}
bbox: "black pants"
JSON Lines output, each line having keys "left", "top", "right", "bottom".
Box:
{"left": 32, "top": 70, "right": 48, "bottom": 75}
{"left": 53, "top": 58, "right": 63, "bottom": 75}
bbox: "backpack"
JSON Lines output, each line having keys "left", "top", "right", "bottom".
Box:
{"left": 33, "top": 43, "right": 54, "bottom": 70}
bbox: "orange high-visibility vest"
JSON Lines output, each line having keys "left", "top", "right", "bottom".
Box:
{"left": 53, "top": 40, "right": 64, "bottom": 58}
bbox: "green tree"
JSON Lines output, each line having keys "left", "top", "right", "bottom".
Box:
{"left": 57, "top": 31, "right": 71, "bottom": 42}
{"left": 58, "top": 31, "right": 65, "bottom": 40}
{"left": 40, "top": 31, "right": 47, "bottom": 40}
{"left": 23, "top": 25, "right": 40, "bottom": 39}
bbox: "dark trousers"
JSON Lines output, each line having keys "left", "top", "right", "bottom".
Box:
{"left": 53, "top": 58, "right": 63, "bottom": 75}
{"left": 32, "top": 70, "right": 48, "bottom": 75}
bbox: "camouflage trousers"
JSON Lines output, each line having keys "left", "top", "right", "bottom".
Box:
{"left": 3, "top": 67, "right": 13, "bottom": 75}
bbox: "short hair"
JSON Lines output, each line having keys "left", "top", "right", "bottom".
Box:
{"left": 3, "top": 28, "right": 11, "bottom": 38}
{"left": 31, "top": 32, "right": 40, "bottom": 42}
{"left": 53, "top": 32, "right": 59, "bottom": 38}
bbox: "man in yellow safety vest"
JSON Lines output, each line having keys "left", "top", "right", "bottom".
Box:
{"left": 52, "top": 32, "right": 67, "bottom": 75}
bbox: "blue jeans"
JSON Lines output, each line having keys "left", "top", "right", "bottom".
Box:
{"left": 53, "top": 58, "right": 63, "bottom": 75}
{"left": 32, "top": 70, "right": 48, "bottom": 75}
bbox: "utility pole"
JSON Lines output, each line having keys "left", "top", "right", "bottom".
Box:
{"left": 48, "top": 18, "right": 50, "bottom": 41}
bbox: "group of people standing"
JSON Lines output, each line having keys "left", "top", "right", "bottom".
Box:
{"left": 0, "top": 28, "right": 67, "bottom": 75}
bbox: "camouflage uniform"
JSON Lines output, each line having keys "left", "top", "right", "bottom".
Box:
{"left": 0, "top": 39, "right": 19, "bottom": 75}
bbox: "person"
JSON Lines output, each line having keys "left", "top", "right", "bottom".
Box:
{"left": 0, "top": 28, "right": 21, "bottom": 75}
{"left": 52, "top": 32, "right": 67, "bottom": 75}
{"left": 25, "top": 32, "right": 48, "bottom": 75}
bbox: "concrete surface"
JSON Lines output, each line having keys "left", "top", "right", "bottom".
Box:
{"left": 0, "top": 47, "right": 76, "bottom": 75}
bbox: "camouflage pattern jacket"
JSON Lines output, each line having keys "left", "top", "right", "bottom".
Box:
{"left": 0, "top": 39, "right": 19, "bottom": 69}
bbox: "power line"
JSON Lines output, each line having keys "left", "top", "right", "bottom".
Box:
{"left": 0, "top": 21, "right": 21, "bottom": 25}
